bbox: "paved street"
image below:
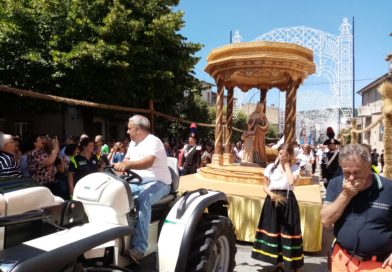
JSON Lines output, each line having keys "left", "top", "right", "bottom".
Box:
{"left": 131, "top": 231, "right": 332, "bottom": 271}
{"left": 234, "top": 178, "right": 331, "bottom": 272}
{"left": 130, "top": 226, "right": 333, "bottom": 272}
{"left": 234, "top": 227, "right": 333, "bottom": 272}
{"left": 131, "top": 178, "right": 332, "bottom": 272}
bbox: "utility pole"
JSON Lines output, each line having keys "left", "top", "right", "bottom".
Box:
{"left": 352, "top": 16, "right": 355, "bottom": 118}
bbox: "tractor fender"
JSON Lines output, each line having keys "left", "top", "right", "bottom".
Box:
{"left": 157, "top": 189, "right": 229, "bottom": 272}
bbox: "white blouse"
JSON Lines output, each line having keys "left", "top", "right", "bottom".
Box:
{"left": 264, "top": 163, "right": 299, "bottom": 191}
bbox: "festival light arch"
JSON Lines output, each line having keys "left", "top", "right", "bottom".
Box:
{"left": 253, "top": 18, "right": 353, "bottom": 140}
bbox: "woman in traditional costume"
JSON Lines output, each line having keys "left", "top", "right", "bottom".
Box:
{"left": 251, "top": 143, "right": 304, "bottom": 272}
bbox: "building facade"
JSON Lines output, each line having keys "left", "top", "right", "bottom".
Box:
{"left": 357, "top": 73, "right": 392, "bottom": 152}
{"left": 0, "top": 105, "right": 128, "bottom": 144}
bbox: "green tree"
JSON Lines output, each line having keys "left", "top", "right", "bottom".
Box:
{"left": 232, "top": 110, "right": 247, "bottom": 143}
{"left": 0, "top": 0, "right": 202, "bottom": 110}
{"left": 266, "top": 124, "right": 278, "bottom": 139}
{"left": 156, "top": 92, "right": 214, "bottom": 143}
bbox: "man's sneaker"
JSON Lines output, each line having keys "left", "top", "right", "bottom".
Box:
{"left": 126, "top": 248, "right": 144, "bottom": 264}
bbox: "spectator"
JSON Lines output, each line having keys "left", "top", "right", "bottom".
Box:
{"left": 321, "top": 138, "right": 342, "bottom": 188}
{"left": 180, "top": 133, "right": 201, "bottom": 176}
{"left": 54, "top": 156, "right": 70, "bottom": 200}
{"left": 0, "top": 133, "right": 22, "bottom": 178}
{"left": 63, "top": 143, "right": 78, "bottom": 170}
{"left": 321, "top": 144, "right": 392, "bottom": 271}
{"left": 232, "top": 141, "right": 242, "bottom": 163}
{"left": 316, "top": 144, "right": 327, "bottom": 171}
{"left": 27, "top": 134, "right": 60, "bottom": 194}
{"left": 95, "top": 135, "right": 110, "bottom": 158}
{"left": 108, "top": 141, "right": 126, "bottom": 163}
{"left": 59, "top": 136, "right": 77, "bottom": 162}
{"left": 201, "top": 142, "right": 213, "bottom": 167}
{"left": 371, "top": 148, "right": 380, "bottom": 168}
{"left": 163, "top": 141, "right": 174, "bottom": 157}
{"left": 68, "top": 137, "right": 100, "bottom": 195}
{"left": 19, "top": 136, "right": 35, "bottom": 178}
{"left": 13, "top": 135, "right": 22, "bottom": 164}
{"left": 296, "top": 144, "right": 314, "bottom": 177}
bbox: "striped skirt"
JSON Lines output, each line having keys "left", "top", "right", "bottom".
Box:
{"left": 251, "top": 190, "right": 304, "bottom": 270}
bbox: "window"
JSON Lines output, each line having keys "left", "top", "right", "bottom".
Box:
{"left": 379, "top": 123, "right": 384, "bottom": 141}
{"left": 363, "top": 92, "right": 369, "bottom": 106}
{"left": 375, "top": 90, "right": 381, "bottom": 101}
{"left": 13, "top": 122, "right": 30, "bottom": 137}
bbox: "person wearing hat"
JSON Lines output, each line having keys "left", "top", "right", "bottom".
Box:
{"left": 371, "top": 149, "right": 380, "bottom": 169}
{"left": 180, "top": 133, "right": 201, "bottom": 176}
{"left": 321, "top": 137, "right": 342, "bottom": 188}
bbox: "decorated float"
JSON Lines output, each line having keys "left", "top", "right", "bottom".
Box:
{"left": 179, "top": 41, "right": 324, "bottom": 252}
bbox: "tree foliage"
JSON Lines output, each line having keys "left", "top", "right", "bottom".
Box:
{"left": 231, "top": 110, "right": 247, "bottom": 143}
{"left": 155, "top": 92, "right": 214, "bottom": 143}
{"left": 266, "top": 124, "right": 278, "bottom": 139}
{"left": 0, "top": 0, "right": 202, "bottom": 110}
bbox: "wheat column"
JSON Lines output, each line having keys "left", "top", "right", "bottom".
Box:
{"left": 212, "top": 80, "right": 225, "bottom": 166}
{"left": 223, "top": 87, "right": 235, "bottom": 164}
{"left": 379, "top": 82, "right": 392, "bottom": 179}
{"left": 284, "top": 80, "right": 299, "bottom": 145}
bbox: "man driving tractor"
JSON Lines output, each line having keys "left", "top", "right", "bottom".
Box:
{"left": 113, "top": 115, "right": 171, "bottom": 264}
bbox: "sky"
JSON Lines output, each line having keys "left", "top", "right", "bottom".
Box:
{"left": 175, "top": 0, "right": 392, "bottom": 111}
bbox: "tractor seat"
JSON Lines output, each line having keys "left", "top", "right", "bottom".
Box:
{"left": 151, "top": 157, "right": 179, "bottom": 221}
{"left": 153, "top": 157, "right": 179, "bottom": 206}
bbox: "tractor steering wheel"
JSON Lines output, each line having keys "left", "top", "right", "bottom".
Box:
{"left": 103, "top": 165, "right": 142, "bottom": 184}
{"left": 103, "top": 165, "right": 117, "bottom": 176}
{"left": 122, "top": 169, "right": 143, "bottom": 184}
{"left": 100, "top": 154, "right": 143, "bottom": 184}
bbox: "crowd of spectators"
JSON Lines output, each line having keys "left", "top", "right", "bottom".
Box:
{"left": 0, "top": 130, "right": 218, "bottom": 198}
{"left": 1, "top": 129, "right": 384, "bottom": 199}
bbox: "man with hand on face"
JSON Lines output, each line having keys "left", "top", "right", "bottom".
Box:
{"left": 113, "top": 115, "right": 171, "bottom": 265}
{"left": 321, "top": 144, "right": 392, "bottom": 272}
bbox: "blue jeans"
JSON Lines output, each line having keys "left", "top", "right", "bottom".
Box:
{"left": 130, "top": 180, "right": 171, "bottom": 253}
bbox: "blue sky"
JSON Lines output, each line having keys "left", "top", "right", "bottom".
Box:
{"left": 176, "top": 0, "right": 391, "bottom": 109}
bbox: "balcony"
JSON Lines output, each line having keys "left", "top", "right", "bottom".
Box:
{"left": 358, "top": 100, "right": 383, "bottom": 117}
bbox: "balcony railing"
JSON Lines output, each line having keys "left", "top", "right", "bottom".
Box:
{"left": 358, "top": 100, "right": 383, "bottom": 117}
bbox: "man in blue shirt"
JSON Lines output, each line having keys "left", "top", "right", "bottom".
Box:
{"left": 321, "top": 144, "right": 392, "bottom": 271}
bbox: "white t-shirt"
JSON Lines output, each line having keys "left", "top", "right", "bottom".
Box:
{"left": 316, "top": 149, "right": 325, "bottom": 165}
{"left": 296, "top": 152, "right": 314, "bottom": 171}
{"left": 264, "top": 163, "right": 299, "bottom": 191}
{"left": 125, "top": 134, "right": 171, "bottom": 185}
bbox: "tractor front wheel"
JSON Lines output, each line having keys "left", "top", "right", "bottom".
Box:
{"left": 186, "top": 214, "right": 237, "bottom": 272}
